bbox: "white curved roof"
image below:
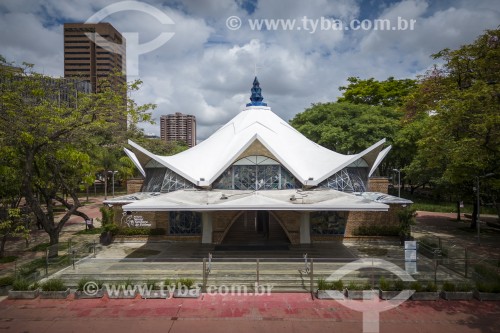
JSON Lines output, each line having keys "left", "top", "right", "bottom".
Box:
{"left": 127, "top": 105, "right": 390, "bottom": 187}
{"left": 121, "top": 189, "right": 389, "bottom": 212}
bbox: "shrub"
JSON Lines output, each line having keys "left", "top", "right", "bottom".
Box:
{"left": 116, "top": 227, "right": 166, "bottom": 236}
{"left": 424, "top": 282, "right": 437, "bottom": 292}
{"left": 332, "top": 280, "right": 344, "bottom": 291}
{"left": 379, "top": 277, "right": 390, "bottom": 290}
{"left": 12, "top": 279, "right": 30, "bottom": 291}
{"left": 347, "top": 281, "right": 370, "bottom": 290}
{"left": 177, "top": 278, "right": 195, "bottom": 289}
{"left": 121, "top": 278, "right": 134, "bottom": 288}
{"left": 0, "top": 256, "right": 17, "bottom": 263}
{"left": 144, "top": 279, "right": 161, "bottom": 290}
{"left": 164, "top": 278, "right": 174, "bottom": 287}
{"left": 100, "top": 206, "right": 114, "bottom": 226}
{"left": 0, "top": 275, "right": 15, "bottom": 287}
{"left": 352, "top": 225, "right": 400, "bottom": 236}
{"left": 393, "top": 280, "right": 406, "bottom": 291}
{"left": 410, "top": 281, "right": 422, "bottom": 292}
{"left": 476, "top": 281, "right": 500, "bottom": 293}
{"left": 442, "top": 281, "right": 456, "bottom": 292}
{"left": 317, "top": 278, "right": 329, "bottom": 290}
{"left": 103, "top": 223, "right": 119, "bottom": 235}
{"left": 40, "top": 279, "right": 67, "bottom": 291}
{"left": 455, "top": 281, "right": 472, "bottom": 292}
{"left": 474, "top": 263, "right": 500, "bottom": 281}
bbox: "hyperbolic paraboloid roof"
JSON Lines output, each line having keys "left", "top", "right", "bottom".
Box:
{"left": 126, "top": 78, "right": 391, "bottom": 188}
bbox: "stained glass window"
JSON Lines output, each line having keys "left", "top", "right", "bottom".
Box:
{"left": 169, "top": 211, "right": 202, "bottom": 235}
{"left": 318, "top": 166, "right": 368, "bottom": 193}
{"left": 310, "top": 212, "right": 347, "bottom": 235}
{"left": 142, "top": 164, "right": 194, "bottom": 193}
{"left": 213, "top": 155, "right": 300, "bottom": 190}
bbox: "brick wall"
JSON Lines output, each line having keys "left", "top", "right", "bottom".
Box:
{"left": 237, "top": 139, "right": 277, "bottom": 160}
{"left": 271, "top": 211, "right": 300, "bottom": 244}
{"left": 368, "top": 177, "right": 389, "bottom": 193}
{"left": 127, "top": 179, "right": 144, "bottom": 194}
{"left": 344, "top": 204, "right": 402, "bottom": 237}
{"left": 211, "top": 211, "right": 241, "bottom": 244}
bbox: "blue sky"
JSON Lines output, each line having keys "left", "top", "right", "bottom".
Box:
{"left": 0, "top": 0, "right": 499, "bottom": 139}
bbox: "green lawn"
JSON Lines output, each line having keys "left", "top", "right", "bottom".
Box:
{"left": 398, "top": 192, "right": 497, "bottom": 215}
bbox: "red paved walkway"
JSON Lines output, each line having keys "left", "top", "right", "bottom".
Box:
{"left": 1, "top": 293, "right": 499, "bottom": 333}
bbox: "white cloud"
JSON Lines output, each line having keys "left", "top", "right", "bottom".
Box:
{"left": 1, "top": 0, "right": 499, "bottom": 141}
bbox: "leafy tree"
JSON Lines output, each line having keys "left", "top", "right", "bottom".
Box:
{"left": 0, "top": 58, "right": 154, "bottom": 249}
{"left": 336, "top": 76, "right": 419, "bottom": 184}
{"left": 290, "top": 102, "right": 400, "bottom": 175}
{"left": 129, "top": 135, "right": 189, "bottom": 156}
{"left": 402, "top": 29, "right": 500, "bottom": 224}
{"left": 0, "top": 208, "right": 30, "bottom": 258}
{"left": 338, "top": 76, "right": 417, "bottom": 107}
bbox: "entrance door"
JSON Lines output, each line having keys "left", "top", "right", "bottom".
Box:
{"left": 222, "top": 211, "right": 289, "bottom": 245}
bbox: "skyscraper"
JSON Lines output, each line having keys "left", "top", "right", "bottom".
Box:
{"left": 64, "top": 23, "right": 126, "bottom": 93}
{"left": 160, "top": 113, "right": 197, "bottom": 147}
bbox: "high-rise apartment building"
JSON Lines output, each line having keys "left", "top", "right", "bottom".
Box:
{"left": 160, "top": 113, "right": 197, "bottom": 147}
{"left": 64, "top": 22, "right": 127, "bottom": 130}
{"left": 64, "top": 23, "right": 126, "bottom": 93}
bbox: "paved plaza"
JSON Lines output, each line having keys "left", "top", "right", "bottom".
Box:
{"left": 1, "top": 196, "right": 499, "bottom": 332}
{"left": 0, "top": 293, "right": 499, "bottom": 333}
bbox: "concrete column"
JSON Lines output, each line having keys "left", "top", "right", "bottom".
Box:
{"left": 201, "top": 212, "right": 212, "bottom": 244}
{"left": 300, "top": 212, "right": 311, "bottom": 244}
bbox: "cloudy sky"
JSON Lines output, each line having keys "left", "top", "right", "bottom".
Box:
{"left": 1, "top": 0, "right": 499, "bottom": 140}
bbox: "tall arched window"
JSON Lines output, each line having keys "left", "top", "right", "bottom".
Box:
{"left": 213, "top": 156, "right": 300, "bottom": 190}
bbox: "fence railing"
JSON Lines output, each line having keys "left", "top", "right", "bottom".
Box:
{"left": 56, "top": 255, "right": 491, "bottom": 292}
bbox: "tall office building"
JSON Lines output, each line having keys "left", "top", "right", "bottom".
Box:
{"left": 64, "top": 23, "right": 126, "bottom": 93}
{"left": 160, "top": 113, "right": 197, "bottom": 147}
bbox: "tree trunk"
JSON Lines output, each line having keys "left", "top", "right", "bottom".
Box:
{"left": 470, "top": 200, "right": 478, "bottom": 229}
{"left": 456, "top": 201, "right": 461, "bottom": 221}
{"left": 47, "top": 231, "right": 59, "bottom": 258}
{"left": 0, "top": 234, "right": 8, "bottom": 258}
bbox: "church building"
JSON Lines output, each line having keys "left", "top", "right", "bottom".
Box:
{"left": 104, "top": 78, "right": 411, "bottom": 246}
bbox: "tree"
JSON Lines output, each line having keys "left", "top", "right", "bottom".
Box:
{"left": 129, "top": 135, "right": 189, "bottom": 156}
{"left": 336, "top": 76, "right": 419, "bottom": 184}
{"left": 0, "top": 58, "right": 154, "bottom": 249}
{"left": 338, "top": 76, "right": 417, "bottom": 107}
{"left": 402, "top": 29, "right": 500, "bottom": 224}
{"left": 290, "top": 102, "right": 400, "bottom": 175}
{"left": 0, "top": 208, "right": 29, "bottom": 258}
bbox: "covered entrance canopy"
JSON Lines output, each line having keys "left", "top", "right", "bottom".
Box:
{"left": 121, "top": 189, "right": 389, "bottom": 212}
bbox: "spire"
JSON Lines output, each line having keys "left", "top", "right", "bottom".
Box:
{"left": 246, "top": 76, "right": 268, "bottom": 107}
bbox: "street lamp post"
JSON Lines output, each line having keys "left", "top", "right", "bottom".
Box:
{"left": 393, "top": 169, "right": 401, "bottom": 197}
{"left": 111, "top": 171, "right": 118, "bottom": 197}
{"left": 475, "top": 173, "right": 495, "bottom": 246}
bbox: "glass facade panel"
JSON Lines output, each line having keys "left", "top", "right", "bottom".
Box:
{"left": 142, "top": 166, "right": 194, "bottom": 193}
{"left": 142, "top": 168, "right": 166, "bottom": 192}
{"left": 318, "top": 168, "right": 368, "bottom": 192}
{"left": 213, "top": 155, "right": 300, "bottom": 190}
